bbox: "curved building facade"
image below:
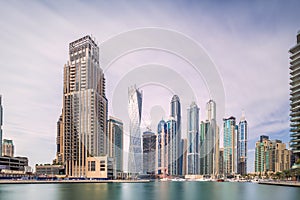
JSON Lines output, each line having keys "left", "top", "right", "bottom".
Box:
{"left": 128, "top": 85, "right": 143, "bottom": 174}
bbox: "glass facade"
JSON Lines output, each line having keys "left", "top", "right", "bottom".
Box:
{"left": 167, "top": 119, "right": 179, "bottom": 175}
{"left": 108, "top": 117, "right": 123, "bottom": 172}
{"left": 200, "top": 100, "right": 218, "bottom": 177}
{"left": 128, "top": 85, "right": 143, "bottom": 174}
{"left": 170, "top": 95, "right": 182, "bottom": 175}
{"left": 223, "top": 117, "right": 236, "bottom": 176}
{"left": 142, "top": 131, "right": 156, "bottom": 174}
{"left": 187, "top": 102, "right": 200, "bottom": 175}
{"left": 157, "top": 120, "right": 167, "bottom": 175}
{"left": 237, "top": 116, "right": 247, "bottom": 175}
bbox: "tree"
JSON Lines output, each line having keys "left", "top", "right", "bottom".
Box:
{"left": 275, "top": 172, "right": 282, "bottom": 180}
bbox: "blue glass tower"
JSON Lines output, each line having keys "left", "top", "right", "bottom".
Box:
{"left": 237, "top": 113, "right": 247, "bottom": 175}
{"left": 187, "top": 102, "right": 200, "bottom": 175}
{"left": 223, "top": 116, "right": 236, "bottom": 176}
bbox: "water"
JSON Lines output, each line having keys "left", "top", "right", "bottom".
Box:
{"left": 0, "top": 182, "right": 299, "bottom": 200}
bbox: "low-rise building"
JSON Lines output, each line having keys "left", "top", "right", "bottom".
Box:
{"left": 35, "top": 165, "right": 65, "bottom": 176}
{"left": 0, "top": 156, "right": 28, "bottom": 171}
{"left": 86, "top": 156, "right": 115, "bottom": 179}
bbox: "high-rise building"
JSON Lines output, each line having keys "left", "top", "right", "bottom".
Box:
{"left": 237, "top": 113, "right": 248, "bottom": 175}
{"left": 219, "top": 148, "right": 224, "bottom": 175}
{"left": 187, "top": 102, "right": 200, "bottom": 175}
{"left": 2, "top": 139, "right": 14, "bottom": 157}
{"left": 128, "top": 85, "right": 143, "bottom": 174}
{"left": 255, "top": 135, "right": 291, "bottom": 174}
{"left": 201, "top": 100, "right": 219, "bottom": 177}
{"left": 181, "top": 138, "right": 187, "bottom": 175}
{"left": 55, "top": 114, "right": 63, "bottom": 164}
{"left": 0, "top": 95, "right": 3, "bottom": 155}
{"left": 170, "top": 95, "right": 182, "bottom": 175}
{"left": 61, "top": 35, "right": 108, "bottom": 177}
{"left": 142, "top": 130, "right": 156, "bottom": 174}
{"left": 290, "top": 30, "right": 300, "bottom": 166}
{"left": 223, "top": 116, "right": 236, "bottom": 176}
{"left": 199, "top": 120, "right": 210, "bottom": 175}
{"left": 156, "top": 119, "right": 167, "bottom": 175}
{"left": 166, "top": 118, "right": 179, "bottom": 176}
{"left": 108, "top": 116, "right": 123, "bottom": 173}
{"left": 255, "top": 135, "right": 270, "bottom": 173}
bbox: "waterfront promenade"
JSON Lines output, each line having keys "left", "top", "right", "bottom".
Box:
{"left": 259, "top": 181, "right": 300, "bottom": 187}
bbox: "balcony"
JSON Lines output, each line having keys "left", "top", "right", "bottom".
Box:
{"left": 290, "top": 142, "right": 300, "bottom": 147}
{"left": 290, "top": 132, "right": 300, "bottom": 137}
{"left": 290, "top": 84, "right": 300, "bottom": 92}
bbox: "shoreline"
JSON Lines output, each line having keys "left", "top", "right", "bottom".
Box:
{"left": 258, "top": 181, "right": 300, "bottom": 187}
{"left": 0, "top": 179, "right": 151, "bottom": 184}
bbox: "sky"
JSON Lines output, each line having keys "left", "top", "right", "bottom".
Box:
{"left": 0, "top": 0, "right": 300, "bottom": 172}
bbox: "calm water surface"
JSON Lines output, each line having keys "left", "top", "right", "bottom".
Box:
{"left": 0, "top": 182, "right": 299, "bottom": 200}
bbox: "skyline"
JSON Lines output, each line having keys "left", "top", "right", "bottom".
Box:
{"left": 0, "top": 1, "right": 300, "bottom": 173}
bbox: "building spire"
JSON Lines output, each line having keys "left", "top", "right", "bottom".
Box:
{"left": 241, "top": 110, "right": 246, "bottom": 121}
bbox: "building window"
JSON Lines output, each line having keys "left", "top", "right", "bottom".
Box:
{"left": 91, "top": 161, "right": 96, "bottom": 171}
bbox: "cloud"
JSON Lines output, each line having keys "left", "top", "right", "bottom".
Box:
{"left": 0, "top": 0, "right": 299, "bottom": 173}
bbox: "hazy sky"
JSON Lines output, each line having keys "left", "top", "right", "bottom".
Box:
{"left": 0, "top": 0, "right": 299, "bottom": 172}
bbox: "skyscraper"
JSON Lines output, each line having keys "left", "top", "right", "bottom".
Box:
{"left": 181, "top": 138, "right": 188, "bottom": 175}
{"left": 199, "top": 100, "right": 219, "bottom": 177}
{"left": 167, "top": 118, "right": 179, "bottom": 175}
{"left": 128, "top": 85, "right": 143, "bottom": 174}
{"left": 156, "top": 119, "right": 167, "bottom": 175}
{"left": 187, "top": 102, "right": 200, "bottom": 175}
{"left": 0, "top": 95, "right": 2, "bottom": 155}
{"left": 2, "top": 139, "right": 14, "bottom": 157}
{"left": 61, "top": 35, "right": 108, "bottom": 177}
{"left": 56, "top": 114, "right": 63, "bottom": 164}
{"left": 223, "top": 116, "right": 236, "bottom": 176}
{"left": 219, "top": 148, "right": 224, "bottom": 175}
{"left": 170, "top": 95, "right": 182, "bottom": 175}
{"left": 142, "top": 130, "right": 156, "bottom": 174}
{"left": 237, "top": 113, "right": 248, "bottom": 175}
{"left": 255, "top": 135, "right": 269, "bottom": 173}
{"left": 108, "top": 116, "right": 123, "bottom": 173}
{"left": 200, "top": 120, "right": 210, "bottom": 175}
{"left": 290, "top": 30, "right": 300, "bottom": 167}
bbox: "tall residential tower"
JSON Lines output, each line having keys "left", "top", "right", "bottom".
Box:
{"left": 237, "top": 113, "right": 248, "bottom": 175}
{"left": 290, "top": 31, "right": 300, "bottom": 167}
{"left": 61, "top": 35, "right": 108, "bottom": 177}
{"left": 142, "top": 130, "right": 156, "bottom": 174}
{"left": 223, "top": 116, "right": 236, "bottom": 176}
{"left": 170, "top": 95, "right": 182, "bottom": 175}
{"left": 108, "top": 116, "right": 123, "bottom": 173}
{"left": 128, "top": 85, "right": 143, "bottom": 174}
{"left": 187, "top": 102, "right": 200, "bottom": 175}
{"left": 199, "top": 100, "right": 219, "bottom": 177}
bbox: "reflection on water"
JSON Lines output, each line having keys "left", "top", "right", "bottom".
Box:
{"left": 0, "top": 182, "right": 299, "bottom": 200}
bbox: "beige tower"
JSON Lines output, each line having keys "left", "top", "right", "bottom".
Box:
{"left": 61, "top": 36, "right": 107, "bottom": 177}
{"left": 2, "top": 139, "right": 14, "bottom": 157}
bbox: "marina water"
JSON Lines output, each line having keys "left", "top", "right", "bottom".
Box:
{"left": 0, "top": 181, "right": 299, "bottom": 200}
